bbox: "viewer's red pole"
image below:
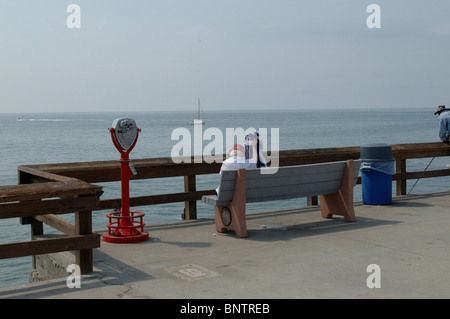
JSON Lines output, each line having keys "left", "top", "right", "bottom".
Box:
{"left": 103, "top": 120, "right": 149, "bottom": 243}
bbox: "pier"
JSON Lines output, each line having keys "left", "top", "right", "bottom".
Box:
{"left": 0, "top": 142, "right": 449, "bottom": 298}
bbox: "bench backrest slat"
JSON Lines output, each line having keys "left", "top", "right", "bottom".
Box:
{"left": 216, "top": 160, "right": 361, "bottom": 204}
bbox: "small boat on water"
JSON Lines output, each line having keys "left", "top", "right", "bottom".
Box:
{"left": 191, "top": 98, "right": 205, "bottom": 125}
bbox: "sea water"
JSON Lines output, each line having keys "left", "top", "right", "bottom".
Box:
{"left": 0, "top": 108, "right": 448, "bottom": 288}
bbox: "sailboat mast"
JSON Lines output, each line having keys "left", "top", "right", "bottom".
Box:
{"left": 191, "top": 98, "right": 205, "bottom": 125}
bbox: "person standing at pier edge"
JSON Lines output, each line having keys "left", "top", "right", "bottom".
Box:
{"left": 434, "top": 105, "right": 450, "bottom": 143}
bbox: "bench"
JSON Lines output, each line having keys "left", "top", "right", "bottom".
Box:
{"left": 202, "top": 160, "right": 361, "bottom": 238}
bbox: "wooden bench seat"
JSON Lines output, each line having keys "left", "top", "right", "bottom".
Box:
{"left": 202, "top": 160, "right": 361, "bottom": 238}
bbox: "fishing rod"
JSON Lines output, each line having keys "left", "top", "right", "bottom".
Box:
{"left": 407, "top": 156, "right": 435, "bottom": 195}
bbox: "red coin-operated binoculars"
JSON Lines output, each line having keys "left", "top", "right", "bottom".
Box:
{"left": 103, "top": 118, "right": 149, "bottom": 243}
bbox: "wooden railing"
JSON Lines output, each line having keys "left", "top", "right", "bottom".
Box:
{"left": 16, "top": 142, "right": 450, "bottom": 219}
{"left": 1, "top": 142, "right": 449, "bottom": 276}
{"left": 391, "top": 142, "right": 450, "bottom": 195}
{"left": 0, "top": 168, "right": 103, "bottom": 274}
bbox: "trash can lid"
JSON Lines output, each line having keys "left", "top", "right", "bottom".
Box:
{"left": 360, "top": 143, "right": 394, "bottom": 162}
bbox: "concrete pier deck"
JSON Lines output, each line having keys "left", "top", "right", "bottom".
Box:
{"left": 1, "top": 191, "right": 450, "bottom": 299}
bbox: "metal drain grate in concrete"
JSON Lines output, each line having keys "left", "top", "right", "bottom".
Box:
{"left": 164, "top": 264, "right": 221, "bottom": 281}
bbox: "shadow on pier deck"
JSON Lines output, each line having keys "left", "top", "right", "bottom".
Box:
{"left": 1, "top": 190, "right": 449, "bottom": 299}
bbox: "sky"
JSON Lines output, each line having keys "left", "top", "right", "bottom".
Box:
{"left": 1, "top": 0, "right": 449, "bottom": 113}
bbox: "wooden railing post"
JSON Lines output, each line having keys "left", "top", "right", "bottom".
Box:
{"left": 20, "top": 200, "right": 44, "bottom": 270}
{"left": 183, "top": 175, "right": 197, "bottom": 220}
{"left": 30, "top": 217, "right": 44, "bottom": 270}
{"left": 396, "top": 158, "right": 407, "bottom": 195}
{"left": 75, "top": 210, "right": 94, "bottom": 274}
{"left": 307, "top": 196, "right": 318, "bottom": 206}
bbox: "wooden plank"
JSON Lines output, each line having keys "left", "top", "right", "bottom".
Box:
{"left": 202, "top": 195, "right": 222, "bottom": 206}
{"left": 246, "top": 181, "right": 341, "bottom": 202}
{"left": 75, "top": 211, "right": 94, "bottom": 274}
{"left": 0, "top": 196, "right": 100, "bottom": 219}
{"left": 278, "top": 147, "right": 361, "bottom": 166}
{"left": 77, "top": 248, "right": 94, "bottom": 274}
{"left": 18, "top": 166, "right": 76, "bottom": 183}
{"left": 216, "top": 178, "right": 343, "bottom": 205}
{"left": 392, "top": 142, "right": 450, "bottom": 159}
{"left": 19, "top": 159, "right": 223, "bottom": 183}
{"left": 35, "top": 212, "right": 98, "bottom": 237}
{"left": 219, "top": 161, "right": 348, "bottom": 181}
{"left": 248, "top": 170, "right": 344, "bottom": 188}
{"left": 254, "top": 162, "right": 347, "bottom": 177}
{"left": 184, "top": 175, "right": 197, "bottom": 220}
{"left": 98, "top": 190, "right": 216, "bottom": 210}
{"left": 217, "top": 176, "right": 344, "bottom": 202}
{"left": 0, "top": 234, "right": 100, "bottom": 259}
{"left": 395, "top": 158, "right": 406, "bottom": 196}
{"left": 76, "top": 211, "right": 92, "bottom": 235}
{"left": 393, "top": 169, "right": 450, "bottom": 181}
{"left": 19, "top": 161, "right": 122, "bottom": 183}
{"left": 307, "top": 196, "right": 318, "bottom": 206}
{"left": 0, "top": 180, "right": 103, "bottom": 203}
{"left": 35, "top": 215, "right": 75, "bottom": 235}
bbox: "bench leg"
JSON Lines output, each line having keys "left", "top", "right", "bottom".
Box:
{"left": 213, "top": 169, "right": 248, "bottom": 238}
{"left": 320, "top": 160, "right": 356, "bottom": 222}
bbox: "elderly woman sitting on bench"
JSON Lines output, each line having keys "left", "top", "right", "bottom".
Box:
{"left": 220, "top": 131, "right": 266, "bottom": 171}
{"left": 216, "top": 131, "right": 266, "bottom": 194}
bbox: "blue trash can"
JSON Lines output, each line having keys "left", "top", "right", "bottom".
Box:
{"left": 360, "top": 143, "right": 395, "bottom": 205}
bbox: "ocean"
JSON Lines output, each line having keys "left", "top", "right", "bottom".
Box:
{"left": 1, "top": 108, "right": 449, "bottom": 288}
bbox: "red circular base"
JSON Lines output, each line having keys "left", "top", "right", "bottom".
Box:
{"left": 103, "top": 210, "right": 149, "bottom": 243}
{"left": 103, "top": 231, "right": 149, "bottom": 243}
